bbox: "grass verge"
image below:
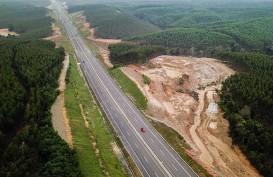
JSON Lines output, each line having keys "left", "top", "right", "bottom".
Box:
{"left": 70, "top": 13, "right": 144, "bottom": 176}
{"left": 50, "top": 10, "right": 128, "bottom": 177}
{"left": 110, "top": 68, "right": 212, "bottom": 177}
{"left": 68, "top": 11, "right": 211, "bottom": 175}
{"left": 109, "top": 68, "right": 148, "bottom": 110}
{"left": 65, "top": 56, "right": 127, "bottom": 177}
{"left": 149, "top": 119, "right": 212, "bottom": 177}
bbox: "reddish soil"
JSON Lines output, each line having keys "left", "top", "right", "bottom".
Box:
{"left": 76, "top": 13, "right": 121, "bottom": 68}
{"left": 121, "top": 55, "right": 261, "bottom": 177}
{"left": 44, "top": 24, "right": 61, "bottom": 41}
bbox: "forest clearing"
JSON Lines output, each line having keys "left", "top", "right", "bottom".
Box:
{"left": 120, "top": 56, "right": 260, "bottom": 177}
{"left": 0, "top": 28, "right": 18, "bottom": 37}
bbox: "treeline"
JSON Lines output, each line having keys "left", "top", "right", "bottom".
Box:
{"left": 126, "top": 28, "right": 237, "bottom": 57}
{"left": 109, "top": 43, "right": 166, "bottom": 65}
{"left": 0, "top": 40, "right": 82, "bottom": 177}
{"left": 127, "top": 5, "right": 273, "bottom": 53}
{"left": 0, "top": 2, "right": 53, "bottom": 39}
{"left": 218, "top": 52, "right": 273, "bottom": 177}
{"left": 68, "top": 5, "right": 160, "bottom": 39}
{"left": 133, "top": 7, "right": 222, "bottom": 29}
{"left": 131, "top": 6, "right": 273, "bottom": 29}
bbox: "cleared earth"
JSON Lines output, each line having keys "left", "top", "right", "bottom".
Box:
{"left": 121, "top": 56, "right": 260, "bottom": 177}
{"left": 72, "top": 10, "right": 261, "bottom": 177}
{"left": 0, "top": 28, "right": 18, "bottom": 37}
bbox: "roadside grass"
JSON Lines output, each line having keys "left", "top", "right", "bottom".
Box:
{"left": 109, "top": 68, "right": 148, "bottom": 110}
{"left": 109, "top": 67, "right": 211, "bottom": 176}
{"left": 67, "top": 10, "right": 211, "bottom": 175}
{"left": 70, "top": 14, "right": 144, "bottom": 176}
{"left": 80, "top": 29, "right": 90, "bottom": 38}
{"left": 76, "top": 23, "right": 84, "bottom": 29}
{"left": 49, "top": 10, "right": 128, "bottom": 177}
{"left": 149, "top": 119, "right": 212, "bottom": 177}
{"left": 65, "top": 56, "right": 127, "bottom": 177}
{"left": 65, "top": 59, "right": 103, "bottom": 176}
{"left": 54, "top": 21, "right": 74, "bottom": 54}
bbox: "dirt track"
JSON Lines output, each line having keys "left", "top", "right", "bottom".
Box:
{"left": 75, "top": 12, "right": 120, "bottom": 68}
{"left": 0, "top": 28, "right": 18, "bottom": 37}
{"left": 51, "top": 55, "right": 72, "bottom": 145}
{"left": 121, "top": 56, "right": 261, "bottom": 177}
{"left": 47, "top": 23, "right": 72, "bottom": 145}
{"left": 44, "top": 24, "right": 61, "bottom": 41}
{"left": 73, "top": 11, "right": 261, "bottom": 177}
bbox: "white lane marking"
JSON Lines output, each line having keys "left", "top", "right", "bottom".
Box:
{"left": 155, "top": 173, "right": 159, "bottom": 177}
{"left": 86, "top": 50, "right": 195, "bottom": 176}
{"left": 127, "top": 131, "right": 130, "bottom": 136}
{"left": 135, "top": 143, "right": 138, "bottom": 149}
{"left": 64, "top": 11, "right": 171, "bottom": 176}
{"left": 144, "top": 156, "right": 148, "bottom": 163}
{"left": 80, "top": 56, "right": 150, "bottom": 177}
{"left": 76, "top": 37, "right": 172, "bottom": 177}
{"left": 150, "top": 138, "right": 155, "bottom": 143}
{"left": 134, "top": 117, "right": 138, "bottom": 122}
{"left": 172, "top": 164, "right": 178, "bottom": 172}
{"left": 97, "top": 70, "right": 194, "bottom": 176}
{"left": 54, "top": 6, "right": 152, "bottom": 177}
{"left": 160, "top": 150, "right": 165, "bottom": 156}
{"left": 121, "top": 122, "right": 124, "bottom": 126}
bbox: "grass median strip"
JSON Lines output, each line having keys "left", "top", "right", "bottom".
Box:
{"left": 110, "top": 67, "right": 212, "bottom": 177}
{"left": 65, "top": 56, "right": 127, "bottom": 177}
{"left": 50, "top": 10, "right": 128, "bottom": 177}
{"left": 109, "top": 68, "right": 148, "bottom": 110}
{"left": 68, "top": 11, "right": 208, "bottom": 176}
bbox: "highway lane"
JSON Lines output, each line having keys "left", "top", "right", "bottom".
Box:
{"left": 52, "top": 1, "right": 198, "bottom": 176}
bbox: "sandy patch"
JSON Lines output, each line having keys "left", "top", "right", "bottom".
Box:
{"left": 75, "top": 13, "right": 121, "bottom": 68}
{"left": 0, "top": 28, "right": 19, "bottom": 37}
{"left": 209, "top": 122, "right": 217, "bottom": 129}
{"left": 44, "top": 24, "right": 61, "bottom": 41}
{"left": 51, "top": 55, "right": 72, "bottom": 146}
{"left": 121, "top": 55, "right": 261, "bottom": 177}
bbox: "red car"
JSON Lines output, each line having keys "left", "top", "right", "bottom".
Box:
{"left": 140, "top": 127, "right": 145, "bottom": 133}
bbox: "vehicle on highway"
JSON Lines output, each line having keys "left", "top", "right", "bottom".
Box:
{"left": 140, "top": 127, "right": 145, "bottom": 133}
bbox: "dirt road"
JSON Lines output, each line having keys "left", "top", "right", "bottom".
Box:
{"left": 76, "top": 12, "right": 120, "bottom": 68}
{"left": 51, "top": 55, "right": 72, "bottom": 145}
{"left": 121, "top": 55, "right": 261, "bottom": 177}
{"left": 0, "top": 28, "right": 18, "bottom": 37}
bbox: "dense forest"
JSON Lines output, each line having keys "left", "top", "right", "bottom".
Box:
{"left": 123, "top": 5, "right": 273, "bottom": 55}
{"left": 68, "top": 5, "right": 160, "bottom": 39}
{"left": 218, "top": 52, "right": 273, "bottom": 177}
{"left": 0, "top": 0, "right": 50, "bottom": 6}
{"left": 126, "top": 28, "right": 237, "bottom": 57}
{"left": 0, "top": 39, "right": 82, "bottom": 177}
{"left": 100, "top": 3, "right": 273, "bottom": 176}
{"left": 108, "top": 43, "right": 166, "bottom": 65}
{"left": 0, "top": 2, "right": 83, "bottom": 176}
{"left": 0, "top": 2, "right": 53, "bottom": 39}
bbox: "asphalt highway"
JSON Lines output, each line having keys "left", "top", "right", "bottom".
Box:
{"left": 52, "top": 1, "right": 199, "bottom": 176}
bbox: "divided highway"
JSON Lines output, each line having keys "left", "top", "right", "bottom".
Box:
{"left": 52, "top": 1, "right": 198, "bottom": 176}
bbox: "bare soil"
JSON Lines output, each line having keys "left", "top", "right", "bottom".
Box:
{"left": 51, "top": 54, "right": 72, "bottom": 145}
{"left": 77, "top": 13, "right": 120, "bottom": 68}
{"left": 44, "top": 24, "right": 61, "bottom": 41}
{"left": 0, "top": 28, "right": 18, "bottom": 37}
{"left": 121, "top": 55, "right": 261, "bottom": 177}
{"left": 48, "top": 21, "right": 72, "bottom": 145}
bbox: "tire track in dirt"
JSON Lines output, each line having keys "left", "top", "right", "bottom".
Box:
{"left": 51, "top": 55, "right": 72, "bottom": 146}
